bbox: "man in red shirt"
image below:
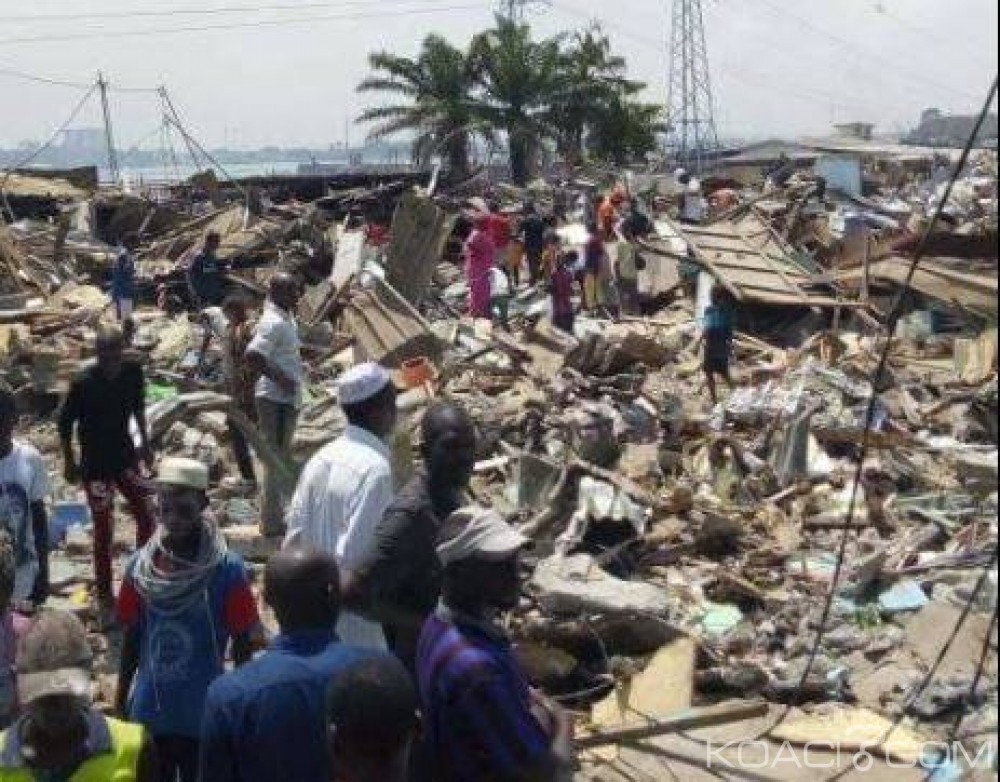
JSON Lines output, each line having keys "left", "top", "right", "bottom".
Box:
{"left": 116, "top": 457, "right": 259, "bottom": 782}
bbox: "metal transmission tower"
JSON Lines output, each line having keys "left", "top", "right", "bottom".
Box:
{"left": 665, "top": 0, "right": 720, "bottom": 172}
{"left": 495, "top": 0, "right": 549, "bottom": 24}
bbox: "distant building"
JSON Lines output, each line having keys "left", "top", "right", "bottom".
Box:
{"left": 904, "top": 108, "right": 999, "bottom": 148}
{"left": 60, "top": 128, "right": 105, "bottom": 153}
{"left": 832, "top": 122, "right": 875, "bottom": 141}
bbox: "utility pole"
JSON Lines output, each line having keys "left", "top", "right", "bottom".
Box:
{"left": 158, "top": 86, "right": 203, "bottom": 172}
{"left": 665, "top": 0, "right": 720, "bottom": 173}
{"left": 97, "top": 72, "right": 120, "bottom": 184}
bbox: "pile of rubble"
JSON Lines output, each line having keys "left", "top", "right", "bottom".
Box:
{"left": 1, "top": 150, "right": 997, "bottom": 778}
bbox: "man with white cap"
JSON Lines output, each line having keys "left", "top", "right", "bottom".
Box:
{"left": 416, "top": 506, "right": 573, "bottom": 782}
{"left": 284, "top": 361, "right": 397, "bottom": 648}
{"left": 0, "top": 610, "right": 156, "bottom": 781}
{"left": 116, "top": 457, "right": 259, "bottom": 782}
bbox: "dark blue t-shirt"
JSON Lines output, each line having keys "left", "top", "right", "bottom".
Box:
{"left": 111, "top": 249, "right": 136, "bottom": 300}
{"left": 188, "top": 251, "right": 226, "bottom": 306}
{"left": 118, "top": 550, "right": 259, "bottom": 738}
{"left": 199, "top": 630, "right": 376, "bottom": 782}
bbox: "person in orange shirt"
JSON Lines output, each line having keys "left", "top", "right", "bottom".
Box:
{"left": 597, "top": 196, "right": 618, "bottom": 242}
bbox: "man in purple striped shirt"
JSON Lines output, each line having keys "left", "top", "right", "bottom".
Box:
{"left": 416, "top": 506, "right": 574, "bottom": 782}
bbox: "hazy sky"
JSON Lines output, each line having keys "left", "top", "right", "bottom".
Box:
{"left": 0, "top": 0, "right": 996, "bottom": 150}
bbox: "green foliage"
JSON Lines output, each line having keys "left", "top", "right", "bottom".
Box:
{"left": 356, "top": 34, "right": 477, "bottom": 176}
{"left": 356, "top": 18, "right": 664, "bottom": 183}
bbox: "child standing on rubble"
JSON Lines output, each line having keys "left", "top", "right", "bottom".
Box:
{"left": 696, "top": 285, "right": 735, "bottom": 405}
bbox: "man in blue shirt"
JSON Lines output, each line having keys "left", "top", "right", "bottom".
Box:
{"left": 186, "top": 231, "right": 228, "bottom": 308}
{"left": 111, "top": 233, "right": 138, "bottom": 322}
{"left": 695, "top": 284, "right": 735, "bottom": 405}
{"left": 417, "top": 506, "right": 574, "bottom": 782}
{"left": 199, "top": 545, "right": 374, "bottom": 782}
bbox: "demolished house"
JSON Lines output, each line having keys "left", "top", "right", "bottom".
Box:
{"left": 0, "top": 139, "right": 997, "bottom": 780}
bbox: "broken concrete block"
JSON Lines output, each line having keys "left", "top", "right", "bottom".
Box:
{"left": 530, "top": 554, "right": 670, "bottom": 615}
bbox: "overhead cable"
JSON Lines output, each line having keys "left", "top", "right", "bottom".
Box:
{"left": 755, "top": 73, "right": 998, "bottom": 742}
{"left": 0, "top": 3, "right": 483, "bottom": 46}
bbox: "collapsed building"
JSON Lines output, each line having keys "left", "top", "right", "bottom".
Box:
{"left": 1, "top": 140, "right": 997, "bottom": 778}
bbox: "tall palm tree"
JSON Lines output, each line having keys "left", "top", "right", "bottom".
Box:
{"left": 587, "top": 92, "right": 665, "bottom": 164}
{"left": 549, "top": 25, "right": 626, "bottom": 164}
{"left": 356, "top": 34, "right": 475, "bottom": 176}
{"left": 468, "top": 17, "right": 565, "bottom": 185}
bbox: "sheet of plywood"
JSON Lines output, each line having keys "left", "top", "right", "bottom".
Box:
{"left": 588, "top": 637, "right": 696, "bottom": 762}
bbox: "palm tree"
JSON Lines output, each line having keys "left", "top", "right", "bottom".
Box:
{"left": 549, "top": 25, "right": 626, "bottom": 164}
{"left": 468, "top": 17, "right": 565, "bottom": 185}
{"left": 356, "top": 34, "right": 475, "bottom": 176}
{"left": 587, "top": 92, "right": 665, "bottom": 164}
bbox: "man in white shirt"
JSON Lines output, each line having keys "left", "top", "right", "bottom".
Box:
{"left": 680, "top": 176, "right": 706, "bottom": 224}
{"left": 0, "top": 383, "right": 50, "bottom": 607}
{"left": 246, "top": 273, "right": 304, "bottom": 537}
{"left": 284, "top": 362, "right": 398, "bottom": 648}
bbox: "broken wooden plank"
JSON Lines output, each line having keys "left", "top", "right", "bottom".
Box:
{"left": 578, "top": 701, "right": 769, "bottom": 749}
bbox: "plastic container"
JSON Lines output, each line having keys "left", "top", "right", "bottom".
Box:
{"left": 49, "top": 501, "right": 91, "bottom": 547}
{"left": 400, "top": 356, "right": 433, "bottom": 389}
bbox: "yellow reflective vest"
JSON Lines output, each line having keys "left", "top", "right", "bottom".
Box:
{"left": 0, "top": 715, "right": 144, "bottom": 782}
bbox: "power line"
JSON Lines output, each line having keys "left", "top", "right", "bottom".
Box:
{"left": 0, "top": 62, "right": 92, "bottom": 89}
{"left": 549, "top": 3, "right": 921, "bottom": 120}
{"left": 743, "top": 0, "right": 983, "bottom": 103}
{"left": 0, "top": 83, "right": 98, "bottom": 218}
{"left": 5, "top": 0, "right": 428, "bottom": 23}
{"left": 0, "top": 61, "right": 159, "bottom": 93}
{"left": 867, "top": 1, "right": 994, "bottom": 55}
{"left": 0, "top": 3, "right": 483, "bottom": 46}
{"left": 756, "top": 73, "right": 998, "bottom": 742}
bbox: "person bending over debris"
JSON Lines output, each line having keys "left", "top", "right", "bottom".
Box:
{"left": 200, "top": 546, "right": 374, "bottom": 782}
{"left": 464, "top": 216, "right": 495, "bottom": 320}
{"left": 1, "top": 610, "right": 157, "bottom": 781}
{"left": 186, "top": 230, "right": 229, "bottom": 308}
{"left": 0, "top": 384, "right": 49, "bottom": 611}
{"left": 285, "top": 362, "right": 397, "bottom": 649}
{"left": 347, "top": 402, "right": 476, "bottom": 674}
{"left": 327, "top": 654, "right": 420, "bottom": 782}
{"left": 116, "top": 458, "right": 259, "bottom": 782}
{"left": 246, "top": 272, "right": 304, "bottom": 537}
{"left": 194, "top": 294, "right": 258, "bottom": 486}
{"left": 694, "top": 285, "right": 735, "bottom": 405}
{"left": 417, "top": 506, "right": 574, "bottom": 782}
{"left": 58, "top": 326, "right": 156, "bottom": 624}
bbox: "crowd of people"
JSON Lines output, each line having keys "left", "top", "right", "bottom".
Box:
{"left": 0, "top": 285, "right": 575, "bottom": 781}
{"left": 2, "top": 364, "right": 575, "bottom": 781}
{"left": 0, "top": 193, "right": 741, "bottom": 780}
{"left": 462, "top": 189, "right": 658, "bottom": 333}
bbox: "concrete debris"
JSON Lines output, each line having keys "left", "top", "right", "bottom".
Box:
{"left": 1, "top": 146, "right": 996, "bottom": 777}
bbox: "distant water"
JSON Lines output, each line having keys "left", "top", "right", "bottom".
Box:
{"left": 110, "top": 155, "right": 405, "bottom": 184}
{"left": 112, "top": 160, "right": 302, "bottom": 184}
